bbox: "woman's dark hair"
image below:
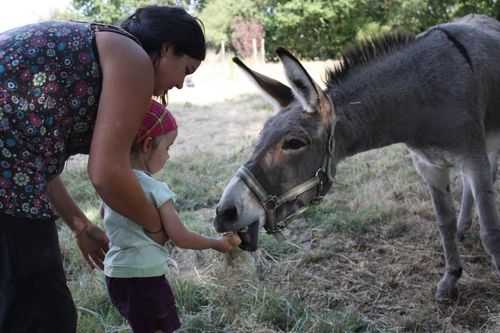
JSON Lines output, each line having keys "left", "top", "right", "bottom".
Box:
{"left": 121, "top": 6, "right": 206, "bottom": 61}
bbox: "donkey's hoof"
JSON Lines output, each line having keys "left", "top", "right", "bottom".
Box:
{"left": 434, "top": 287, "right": 459, "bottom": 301}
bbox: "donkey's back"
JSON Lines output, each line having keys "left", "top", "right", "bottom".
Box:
{"left": 433, "top": 14, "right": 500, "bottom": 130}
{"left": 454, "top": 13, "right": 500, "bottom": 35}
{"left": 438, "top": 14, "right": 500, "bottom": 61}
{"left": 401, "top": 14, "right": 500, "bottom": 153}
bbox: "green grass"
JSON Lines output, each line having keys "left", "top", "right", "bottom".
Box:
{"left": 171, "top": 278, "right": 210, "bottom": 313}
{"left": 58, "top": 126, "right": 500, "bottom": 332}
{"left": 158, "top": 151, "right": 245, "bottom": 211}
{"left": 59, "top": 147, "right": 381, "bottom": 332}
{"left": 57, "top": 146, "right": 411, "bottom": 332}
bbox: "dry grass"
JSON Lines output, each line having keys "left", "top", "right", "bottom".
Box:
{"left": 166, "top": 191, "right": 500, "bottom": 332}
{"left": 166, "top": 66, "right": 500, "bottom": 328}
{"left": 65, "top": 54, "right": 500, "bottom": 332}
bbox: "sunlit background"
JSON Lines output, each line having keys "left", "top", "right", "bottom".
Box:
{"left": 0, "top": 0, "right": 70, "bottom": 33}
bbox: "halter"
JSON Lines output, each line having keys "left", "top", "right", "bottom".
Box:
{"left": 236, "top": 100, "right": 336, "bottom": 240}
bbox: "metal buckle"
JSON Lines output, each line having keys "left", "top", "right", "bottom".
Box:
{"left": 311, "top": 196, "right": 324, "bottom": 205}
{"left": 263, "top": 196, "right": 279, "bottom": 210}
{"left": 315, "top": 169, "right": 328, "bottom": 183}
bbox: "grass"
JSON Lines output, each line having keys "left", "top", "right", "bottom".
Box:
{"left": 58, "top": 97, "right": 500, "bottom": 333}
{"left": 159, "top": 150, "right": 244, "bottom": 211}
{"left": 59, "top": 143, "right": 381, "bottom": 332}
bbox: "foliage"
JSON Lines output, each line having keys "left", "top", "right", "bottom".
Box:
{"left": 198, "top": 0, "right": 270, "bottom": 48}
{"left": 207, "top": 0, "right": 500, "bottom": 60}
{"left": 59, "top": 0, "right": 199, "bottom": 24}
{"left": 455, "top": 0, "right": 500, "bottom": 19}
{"left": 260, "top": 0, "right": 362, "bottom": 60}
{"left": 198, "top": 0, "right": 234, "bottom": 46}
{"left": 355, "top": 22, "right": 392, "bottom": 42}
{"left": 52, "top": 0, "right": 500, "bottom": 59}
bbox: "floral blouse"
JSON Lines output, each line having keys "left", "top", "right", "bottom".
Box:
{"left": 0, "top": 21, "right": 102, "bottom": 218}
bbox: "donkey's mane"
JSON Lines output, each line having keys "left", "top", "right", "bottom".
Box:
{"left": 325, "top": 32, "right": 416, "bottom": 86}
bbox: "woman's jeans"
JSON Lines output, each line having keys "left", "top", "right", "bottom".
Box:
{"left": 0, "top": 214, "right": 77, "bottom": 333}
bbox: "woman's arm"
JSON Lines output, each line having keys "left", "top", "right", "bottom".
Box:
{"left": 159, "top": 200, "right": 238, "bottom": 252}
{"left": 88, "top": 31, "right": 167, "bottom": 244}
{"left": 47, "top": 175, "right": 109, "bottom": 269}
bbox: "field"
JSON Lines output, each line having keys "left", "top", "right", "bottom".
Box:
{"left": 61, "top": 55, "right": 500, "bottom": 332}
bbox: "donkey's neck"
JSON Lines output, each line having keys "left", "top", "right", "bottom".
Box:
{"left": 331, "top": 67, "right": 426, "bottom": 159}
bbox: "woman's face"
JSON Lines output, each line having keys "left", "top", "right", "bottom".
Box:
{"left": 153, "top": 45, "right": 201, "bottom": 96}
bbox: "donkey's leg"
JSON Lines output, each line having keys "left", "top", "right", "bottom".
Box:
{"left": 462, "top": 157, "right": 500, "bottom": 274}
{"left": 489, "top": 151, "right": 498, "bottom": 185}
{"left": 457, "top": 173, "right": 474, "bottom": 240}
{"left": 457, "top": 152, "right": 499, "bottom": 239}
{"left": 411, "top": 154, "right": 462, "bottom": 299}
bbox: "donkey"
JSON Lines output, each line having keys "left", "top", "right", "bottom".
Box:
{"left": 213, "top": 14, "right": 500, "bottom": 300}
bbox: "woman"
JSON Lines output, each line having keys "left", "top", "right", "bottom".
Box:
{"left": 0, "top": 6, "right": 205, "bottom": 332}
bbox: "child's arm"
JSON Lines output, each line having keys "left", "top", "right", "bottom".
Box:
{"left": 159, "top": 200, "right": 239, "bottom": 252}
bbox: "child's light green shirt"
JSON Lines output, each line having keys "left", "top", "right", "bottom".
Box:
{"left": 103, "top": 169, "right": 175, "bottom": 278}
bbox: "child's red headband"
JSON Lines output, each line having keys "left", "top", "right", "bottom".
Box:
{"left": 136, "top": 100, "right": 177, "bottom": 143}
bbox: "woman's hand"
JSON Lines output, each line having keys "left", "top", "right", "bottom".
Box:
{"left": 75, "top": 222, "right": 110, "bottom": 270}
{"left": 46, "top": 176, "right": 109, "bottom": 269}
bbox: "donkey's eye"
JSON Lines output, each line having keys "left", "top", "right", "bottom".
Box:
{"left": 282, "top": 139, "right": 306, "bottom": 150}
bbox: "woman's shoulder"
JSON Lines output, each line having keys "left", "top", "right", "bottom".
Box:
{"left": 93, "top": 25, "right": 146, "bottom": 57}
{"left": 93, "top": 27, "right": 152, "bottom": 79}
{"left": 89, "top": 23, "right": 141, "bottom": 46}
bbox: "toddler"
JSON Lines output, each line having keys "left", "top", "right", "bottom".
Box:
{"left": 102, "top": 100, "right": 240, "bottom": 333}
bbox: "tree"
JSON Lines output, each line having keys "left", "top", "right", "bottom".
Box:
{"left": 56, "top": 0, "right": 200, "bottom": 24}
{"left": 260, "top": 0, "right": 363, "bottom": 60}
{"left": 55, "top": 0, "right": 500, "bottom": 60}
{"left": 198, "top": 0, "right": 234, "bottom": 47}
{"left": 383, "top": 0, "right": 458, "bottom": 32}
{"left": 455, "top": 0, "right": 500, "bottom": 20}
{"left": 199, "top": 0, "right": 276, "bottom": 49}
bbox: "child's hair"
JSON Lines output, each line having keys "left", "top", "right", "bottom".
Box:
{"left": 121, "top": 6, "right": 206, "bottom": 61}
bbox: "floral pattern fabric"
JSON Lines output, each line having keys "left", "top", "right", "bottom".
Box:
{"left": 0, "top": 21, "right": 102, "bottom": 218}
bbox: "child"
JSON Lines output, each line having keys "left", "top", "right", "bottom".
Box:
{"left": 102, "top": 100, "right": 240, "bottom": 333}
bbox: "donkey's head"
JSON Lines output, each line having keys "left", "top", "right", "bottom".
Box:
{"left": 214, "top": 48, "right": 337, "bottom": 251}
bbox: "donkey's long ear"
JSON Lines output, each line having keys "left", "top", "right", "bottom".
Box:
{"left": 233, "top": 57, "right": 294, "bottom": 109}
{"left": 276, "top": 47, "right": 332, "bottom": 120}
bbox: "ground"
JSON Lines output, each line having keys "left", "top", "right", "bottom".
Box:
{"left": 67, "top": 53, "right": 500, "bottom": 332}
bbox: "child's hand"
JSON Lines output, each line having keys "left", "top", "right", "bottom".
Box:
{"left": 215, "top": 233, "right": 241, "bottom": 252}
{"left": 225, "top": 232, "right": 242, "bottom": 247}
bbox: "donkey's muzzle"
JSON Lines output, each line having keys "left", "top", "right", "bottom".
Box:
{"left": 214, "top": 204, "right": 260, "bottom": 251}
{"left": 214, "top": 204, "right": 238, "bottom": 233}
